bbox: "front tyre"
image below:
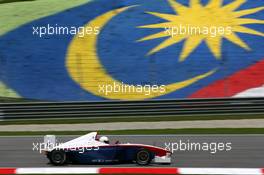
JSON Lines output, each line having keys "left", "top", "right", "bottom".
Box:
{"left": 50, "top": 150, "right": 66, "bottom": 166}
{"left": 135, "top": 148, "right": 152, "bottom": 166}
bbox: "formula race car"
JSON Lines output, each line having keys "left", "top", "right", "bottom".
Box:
{"left": 42, "top": 132, "right": 171, "bottom": 166}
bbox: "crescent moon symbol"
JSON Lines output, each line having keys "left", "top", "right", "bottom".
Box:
{"left": 66, "top": 6, "right": 216, "bottom": 100}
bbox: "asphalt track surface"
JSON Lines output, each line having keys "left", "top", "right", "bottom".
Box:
{"left": 0, "top": 135, "right": 264, "bottom": 168}
{"left": 2, "top": 119, "right": 264, "bottom": 131}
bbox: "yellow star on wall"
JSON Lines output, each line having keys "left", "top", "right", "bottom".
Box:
{"left": 137, "top": 0, "right": 264, "bottom": 61}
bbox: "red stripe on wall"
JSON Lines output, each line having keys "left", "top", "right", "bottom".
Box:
{"left": 0, "top": 168, "right": 16, "bottom": 174}
{"left": 189, "top": 59, "right": 264, "bottom": 98}
{"left": 99, "top": 167, "right": 178, "bottom": 174}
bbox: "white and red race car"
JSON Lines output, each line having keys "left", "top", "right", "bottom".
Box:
{"left": 42, "top": 132, "right": 171, "bottom": 166}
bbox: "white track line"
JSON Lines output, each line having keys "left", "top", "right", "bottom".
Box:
{"left": 179, "top": 168, "right": 263, "bottom": 175}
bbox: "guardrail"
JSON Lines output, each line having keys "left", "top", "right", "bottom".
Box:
{"left": 0, "top": 97, "right": 264, "bottom": 120}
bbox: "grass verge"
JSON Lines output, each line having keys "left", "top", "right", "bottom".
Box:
{"left": 1, "top": 113, "right": 264, "bottom": 125}
{"left": 0, "top": 128, "right": 264, "bottom": 136}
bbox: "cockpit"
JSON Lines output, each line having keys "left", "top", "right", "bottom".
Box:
{"left": 98, "top": 136, "right": 120, "bottom": 144}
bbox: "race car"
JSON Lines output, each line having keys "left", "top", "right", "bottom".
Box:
{"left": 42, "top": 132, "right": 171, "bottom": 166}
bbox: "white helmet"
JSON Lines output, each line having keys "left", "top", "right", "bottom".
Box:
{"left": 99, "top": 136, "right": 109, "bottom": 144}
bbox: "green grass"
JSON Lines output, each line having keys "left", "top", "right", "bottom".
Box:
{"left": 1, "top": 113, "right": 264, "bottom": 125}
{"left": 0, "top": 128, "right": 264, "bottom": 136}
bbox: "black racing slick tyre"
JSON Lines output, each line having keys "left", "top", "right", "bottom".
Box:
{"left": 50, "top": 150, "right": 67, "bottom": 166}
{"left": 135, "top": 148, "right": 152, "bottom": 166}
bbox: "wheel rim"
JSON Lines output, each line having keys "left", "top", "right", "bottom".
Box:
{"left": 53, "top": 152, "right": 63, "bottom": 163}
{"left": 138, "top": 151, "right": 149, "bottom": 162}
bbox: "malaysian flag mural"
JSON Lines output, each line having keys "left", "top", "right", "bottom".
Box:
{"left": 0, "top": 0, "right": 263, "bottom": 101}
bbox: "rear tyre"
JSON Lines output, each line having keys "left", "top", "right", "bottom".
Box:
{"left": 135, "top": 148, "right": 151, "bottom": 166}
{"left": 50, "top": 150, "right": 66, "bottom": 166}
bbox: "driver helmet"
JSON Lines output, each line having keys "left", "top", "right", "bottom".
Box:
{"left": 99, "top": 136, "right": 109, "bottom": 144}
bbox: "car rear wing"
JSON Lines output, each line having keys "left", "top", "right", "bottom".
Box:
{"left": 42, "top": 135, "right": 56, "bottom": 152}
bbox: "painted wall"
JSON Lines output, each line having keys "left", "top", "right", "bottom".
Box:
{"left": 0, "top": 0, "right": 263, "bottom": 101}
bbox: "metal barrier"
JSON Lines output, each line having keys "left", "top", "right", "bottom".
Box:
{"left": 0, "top": 97, "right": 264, "bottom": 120}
